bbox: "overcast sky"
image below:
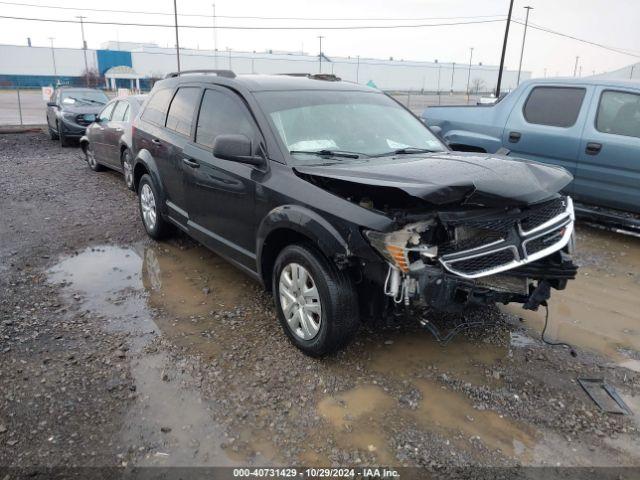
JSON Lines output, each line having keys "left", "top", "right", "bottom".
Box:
{"left": 0, "top": 0, "right": 638, "bottom": 77}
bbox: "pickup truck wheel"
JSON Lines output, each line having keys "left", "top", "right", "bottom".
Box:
{"left": 273, "top": 244, "right": 359, "bottom": 357}
{"left": 138, "top": 174, "right": 172, "bottom": 240}
{"left": 85, "top": 143, "right": 103, "bottom": 172}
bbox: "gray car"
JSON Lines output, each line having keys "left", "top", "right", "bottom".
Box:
{"left": 80, "top": 95, "right": 146, "bottom": 190}
{"left": 46, "top": 87, "right": 110, "bottom": 147}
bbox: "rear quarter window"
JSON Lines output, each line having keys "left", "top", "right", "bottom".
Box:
{"left": 141, "top": 88, "right": 174, "bottom": 125}
{"left": 523, "top": 86, "right": 586, "bottom": 127}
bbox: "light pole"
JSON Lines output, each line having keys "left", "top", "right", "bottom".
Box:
{"left": 573, "top": 56, "right": 579, "bottom": 77}
{"left": 212, "top": 3, "right": 218, "bottom": 68}
{"left": 318, "top": 36, "right": 324, "bottom": 73}
{"left": 466, "top": 47, "right": 474, "bottom": 99}
{"left": 495, "top": 0, "right": 515, "bottom": 97}
{"left": 356, "top": 55, "right": 360, "bottom": 83}
{"left": 48, "top": 37, "right": 57, "bottom": 84}
{"left": 516, "top": 6, "right": 533, "bottom": 85}
{"left": 173, "top": 0, "right": 181, "bottom": 72}
{"left": 76, "top": 16, "right": 89, "bottom": 84}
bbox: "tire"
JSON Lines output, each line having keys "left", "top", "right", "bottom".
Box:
{"left": 272, "top": 244, "right": 359, "bottom": 356}
{"left": 122, "top": 148, "right": 135, "bottom": 191}
{"left": 85, "top": 143, "right": 103, "bottom": 172}
{"left": 48, "top": 124, "right": 59, "bottom": 140}
{"left": 58, "top": 122, "right": 71, "bottom": 147}
{"left": 138, "top": 174, "right": 172, "bottom": 240}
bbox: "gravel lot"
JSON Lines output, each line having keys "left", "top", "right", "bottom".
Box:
{"left": 1, "top": 132, "right": 639, "bottom": 474}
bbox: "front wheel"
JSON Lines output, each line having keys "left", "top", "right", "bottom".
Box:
{"left": 122, "top": 149, "right": 135, "bottom": 191}
{"left": 138, "top": 174, "right": 172, "bottom": 240}
{"left": 273, "top": 244, "right": 359, "bottom": 357}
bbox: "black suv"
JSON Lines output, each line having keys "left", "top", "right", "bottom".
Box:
{"left": 131, "top": 70, "right": 577, "bottom": 356}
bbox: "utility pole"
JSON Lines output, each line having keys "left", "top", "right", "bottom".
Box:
{"left": 318, "top": 36, "right": 324, "bottom": 73}
{"left": 466, "top": 47, "right": 474, "bottom": 99}
{"left": 212, "top": 3, "right": 218, "bottom": 68}
{"left": 495, "top": 0, "right": 514, "bottom": 98}
{"left": 573, "top": 56, "right": 579, "bottom": 77}
{"left": 173, "top": 0, "right": 181, "bottom": 72}
{"left": 76, "top": 16, "right": 89, "bottom": 84}
{"left": 450, "top": 62, "right": 455, "bottom": 94}
{"left": 516, "top": 6, "right": 533, "bottom": 85}
{"left": 631, "top": 65, "right": 635, "bottom": 80}
{"left": 48, "top": 37, "right": 57, "bottom": 84}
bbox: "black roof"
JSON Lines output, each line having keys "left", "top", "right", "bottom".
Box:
{"left": 162, "top": 72, "right": 376, "bottom": 93}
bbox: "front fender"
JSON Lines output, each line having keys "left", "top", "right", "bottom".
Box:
{"left": 256, "top": 205, "right": 352, "bottom": 278}
{"left": 443, "top": 129, "right": 502, "bottom": 153}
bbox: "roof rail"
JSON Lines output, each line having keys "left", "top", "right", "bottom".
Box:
{"left": 277, "top": 73, "right": 342, "bottom": 82}
{"left": 164, "top": 69, "right": 236, "bottom": 79}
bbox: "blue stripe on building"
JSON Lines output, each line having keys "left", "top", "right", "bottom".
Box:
{"left": 96, "top": 50, "right": 132, "bottom": 76}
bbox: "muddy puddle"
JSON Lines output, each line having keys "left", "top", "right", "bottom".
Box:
{"left": 502, "top": 226, "right": 640, "bottom": 368}
{"left": 47, "top": 243, "right": 261, "bottom": 466}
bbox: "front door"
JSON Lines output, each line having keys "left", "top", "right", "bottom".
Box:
{"left": 575, "top": 87, "right": 640, "bottom": 213}
{"left": 89, "top": 101, "right": 116, "bottom": 162}
{"left": 183, "top": 87, "right": 263, "bottom": 270}
{"left": 502, "top": 84, "right": 594, "bottom": 196}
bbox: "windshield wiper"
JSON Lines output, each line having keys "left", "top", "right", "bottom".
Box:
{"left": 79, "top": 98, "right": 105, "bottom": 105}
{"left": 373, "top": 147, "right": 441, "bottom": 157}
{"left": 289, "top": 149, "right": 361, "bottom": 159}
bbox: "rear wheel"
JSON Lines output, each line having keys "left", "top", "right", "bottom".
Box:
{"left": 85, "top": 143, "right": 103, "bottom": 172}
{"left": 138, "top": 174, "right": 172, "bottom": 240}
{"left": 122, "top": 149, "right": 135, "bottom": 191}
{"left": 273, "top": 244, "right": 359, "bottom": 356}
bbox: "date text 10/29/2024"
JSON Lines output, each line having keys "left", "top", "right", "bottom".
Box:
{"left": 233, "top": 468, "right": 401, "bottom": 478}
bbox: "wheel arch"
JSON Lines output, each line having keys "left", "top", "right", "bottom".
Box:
{"left": 257, "top": 205, "right": 351, "bottom": 292}
{"left": 133, "top": 149, "right": 164, "bottom": 200}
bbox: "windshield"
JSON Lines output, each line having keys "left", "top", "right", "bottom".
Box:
{"left": 254, "top": 90, "right": 446, "bottom": 164}
{"left": 60, "top": 89, "right": 109, "bottom": 106}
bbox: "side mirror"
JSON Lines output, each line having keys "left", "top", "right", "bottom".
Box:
{"left": 47, "top": 101, "right": 57, "bottom": 107}
{"left": 213, "top": 134, "right": 264, "bottom": 166}
{"left": 429, "top": 125, "right": 442, "bottom": 135}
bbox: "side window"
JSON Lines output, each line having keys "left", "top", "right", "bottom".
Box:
{"left": 165, "top": 87, "right": 201, "bottom": 136}
{"left": 111, "top": 101, "right": 129, "bottom": 122}
{"left": 141, "top": 88, "right": 174, "bottom": 125}
{"left": 196, "top": 89, "right": 257, "bottom": 148}
{"left": 98, "top": 102, "right": 116, "bottom": 122}
{"left": 596, "top": 90, "right": 640, "bottom": 139}
{"left": 523, "top": 86, "right": 586, "bottom": 127}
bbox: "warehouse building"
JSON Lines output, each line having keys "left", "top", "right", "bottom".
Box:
{"left": 0, "top": 41, "right": 529, "bottom": 92}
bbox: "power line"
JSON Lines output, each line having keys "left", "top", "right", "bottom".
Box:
{"left": 512, "top": 19, "right": 640, "bottom": 59}
{"left": 0, "top": 1, "right": 508, "bottom": 22}
{"left": 0, "top": 14, "right": 506, "bottom": 30}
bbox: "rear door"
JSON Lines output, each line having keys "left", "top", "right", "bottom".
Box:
{"left": 183, "top": 87, "right": 262, "bottom": 269}
{"left": 102, "top": 100, "right": 130, "bottom": 169}
{"left": 89, "top": 101, "right": 116, "bottom": 162}
{"left": 574, "top": 87, "right": 640, "bottom": 213}
{"left": 502, "top": 84, "right": 593, "bottom": 194}
{"left": 158, "top": 86, "right": 202, "bottom": 225}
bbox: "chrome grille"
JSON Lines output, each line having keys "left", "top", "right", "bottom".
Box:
{"left": 440, "top": 196, "right": 574, "bottom": 279}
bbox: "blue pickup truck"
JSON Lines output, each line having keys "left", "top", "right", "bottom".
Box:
{"left": 422, "top": 78, "right": 640, "bottom": 218}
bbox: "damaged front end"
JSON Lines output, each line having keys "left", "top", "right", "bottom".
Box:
{"left": 363, "top": 195, "right": 577, "bottom": 312}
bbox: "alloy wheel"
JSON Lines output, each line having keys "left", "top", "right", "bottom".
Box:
{"left": 279, "top": 262, "right": 322, "bottom": 340}
{"left": 123, "top": 151, "right": 134, "bottom": 188}
{"left": 86, "top": 145, "right": 97, "bottom": 169}
{"left": 140, "top": 183, "right": 157, "bottom": 231}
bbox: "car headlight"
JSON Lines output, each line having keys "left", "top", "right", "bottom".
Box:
{"left": 364, "top": 221, "right": 436, "bottom": 273}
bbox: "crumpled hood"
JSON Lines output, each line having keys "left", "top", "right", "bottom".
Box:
{"left": 294, "top": 152, "right": 573, "bottom": 207}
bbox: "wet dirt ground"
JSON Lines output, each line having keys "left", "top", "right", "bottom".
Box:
{"left": 1, "top": 132, "right": 640, "bottom": 472}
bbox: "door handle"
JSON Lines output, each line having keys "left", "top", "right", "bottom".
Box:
{"left": 508, "top": 131, "right": 521, "bottom": 143}
{"left": 585, "top": 142, "right": 602, "bottom": 155}
{"left": 151, "top": 138, "right": 161, "bottom": 145}
{"left": 182, "top": 158, "right": 200, "bottom": 168}
{"left": 114, "top": 127, "right": 123, "bottom": 132}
